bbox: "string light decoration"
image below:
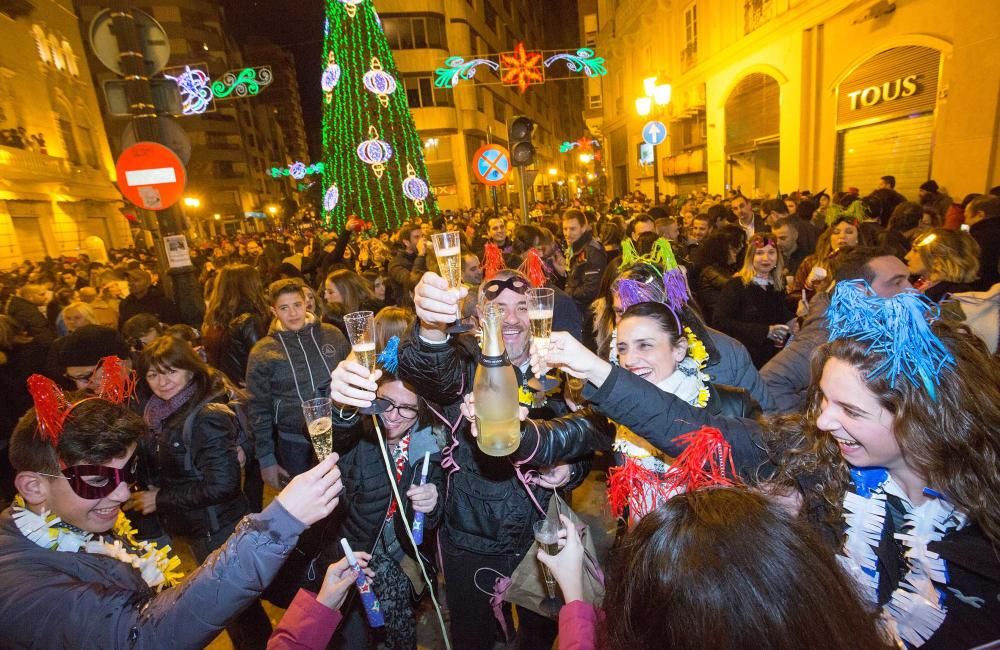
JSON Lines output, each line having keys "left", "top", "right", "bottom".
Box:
{"left": 356, "top": 125, "right": 393, "bottom": 179}
{"left": 321, "top": 0, "right": 435, "bottom": 231}
{"left": 500, "top": 43, "right": 545, "bottom": 94}
{"left": 165, "top": 65, "right": 213, "bottom": 115}
{"left": 402, "top": 163, "right": 429, "bottom": 214}
{"left": 268, "top": 161, "right": 324, "bottom": 178}
{"left": 435, "top": 43, "right": 607, "bottom": 92}
{"left": 322, "top": 52, "right": 341, "bottom": 104}
{"left": 362, "top": 57, "right": 397, "bottom": 107}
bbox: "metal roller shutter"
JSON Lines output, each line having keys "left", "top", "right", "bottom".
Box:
{"left": 835, "top": 112, "right": 934, "bottom": 199}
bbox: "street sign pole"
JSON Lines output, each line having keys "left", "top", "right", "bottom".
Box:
{"left": 106, "top": 0, "right": 203, "bottom": 326}
{"left": 491, "top": 186, "right": 500, "bottom": 221}
{"left": 653, "top": 144, "right": 660, "bottom": 206}
{"left": 517, "top": 168, "right": 531, "bottom": 225}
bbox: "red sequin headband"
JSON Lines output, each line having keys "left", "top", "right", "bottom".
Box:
{"left": 27, "top": 356, "right": 136, "bottom": 449}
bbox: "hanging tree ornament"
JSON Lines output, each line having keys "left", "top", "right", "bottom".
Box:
{"left": 401, "top": 163, "right": 430, "bottom": 215}
{"left": 363, "top": 57, "right": 397, "bottom": 108}
{"left": 288, "top": 162, "right": 307, "bottom": 180}
{"left": 324, "top": 185, "right": 340, "bottom": 212}
{"left": 322, "top": 52, "right": 341, "bottom": 104}
{"left": 339, "top": 0, "right": 364, "bottom": 18}
{"left": 356, "top": 125, "right": 393, "bottom": 179}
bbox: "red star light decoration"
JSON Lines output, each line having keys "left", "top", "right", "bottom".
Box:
{"left": 500, "top": 42, "right": 544, "bottom": 94}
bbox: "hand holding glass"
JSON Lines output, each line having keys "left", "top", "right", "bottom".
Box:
{"left": 302, "top": 397, "right": 333, "bottom": 460}
{"left": 526, "top": 288, "right": 557, "bottom": 392}
{"left": 430, "top": 231, "right": 469, "bottom": 333}
{"left": 343, "top": 311, "right": 388, "bottom": 414}
{"left": 533, "top": 518, "right": 565, "bottom": 615}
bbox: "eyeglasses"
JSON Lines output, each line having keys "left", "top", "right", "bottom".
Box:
{"left": 37, "top": 453, "right": 138, "bottom": 499}
{"left": 64, "top": 369, "right": 96, "bottom": 384}
{"left": 378, "top": 397, "right": 418, "bottom": 420}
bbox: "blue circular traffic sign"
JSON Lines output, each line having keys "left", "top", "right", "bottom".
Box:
{"left": 642, "top": 120, "right": 667, "bottom": 146}
{"left": 473, "top": 144, "right": 511, "bottom": 186}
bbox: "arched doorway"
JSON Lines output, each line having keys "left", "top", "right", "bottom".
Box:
{"left": 724, "top": 73, "right": 780, "bottom": 197}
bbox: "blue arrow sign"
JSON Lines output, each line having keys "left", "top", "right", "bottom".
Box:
{"left": 642, "top": 120, "right": 667, "bottom": 146}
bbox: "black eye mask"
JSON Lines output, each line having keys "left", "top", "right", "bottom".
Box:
{"left": 481, "top": 276, "right": 530, "bottom": 301}
{"left": 39, "top": 453, "right": 139, "bottom": 500}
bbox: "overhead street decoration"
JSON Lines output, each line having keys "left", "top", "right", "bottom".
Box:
{"left": 435, "top": 43, "right": 606, "bottom": 93}
{"left": 163, "top": 65, "right": 274, "bottom": 115}
{"left": 269, "top": 161, "right": 325, "bottom": 179}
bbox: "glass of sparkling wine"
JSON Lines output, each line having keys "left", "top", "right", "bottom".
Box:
{"left": 343, "top": 310, "right": 388, "bottom": 415}
{"left": 431, "top": 231, "right": 470, "bottom": 334}
{"left": 302, "top": 397, "right": 334, "bottom": 461}
{"left": 532, "top": 519, "right": 565, "bottom": 615}
{"left": 526, "top": 287, "right": 557, "bottom": 392}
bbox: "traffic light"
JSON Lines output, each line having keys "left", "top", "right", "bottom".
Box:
{"left": 508, "top": 116, "right": 535, "bottom": 167}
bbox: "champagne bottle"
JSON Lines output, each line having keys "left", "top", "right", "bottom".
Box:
{"left": 473, "top": 303, "right": 522, "bottom": 457}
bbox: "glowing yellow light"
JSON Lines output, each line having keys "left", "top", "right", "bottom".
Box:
{"left": 267, "top": 205, "right": 278, "bottom": 215}
{"left": 635, "top": 97, "right": 652, "bottom": 116}
{"left": 653, "top": 84, "right": 672, "bottom": 106}
{"left": 548, "top": 167, "right": 558, "bottom": 176}
{"left": 213, "top": 213, "right": 221, "bottom": 220}
{"left": 579, "top": 153, "right": 593, "bottom": 164}
{"left": 183, "top": 196, "right": 201, "bottom": 208}
{"left": 643, "top": 77, "right": 658, "bottom": 97}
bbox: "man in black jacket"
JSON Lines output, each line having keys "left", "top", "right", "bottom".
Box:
{"left": 5, "top": 284, "right": 55, "bottom": 346}
{"left": 358, "top": 268, "right": 606, "bottom": 649}
{"left": 562, "top": 209, "right": 607, "bottom": 316}
{"left": 387, "top": 222, "right": 427, "bottom": 309}
{"left": 118, "top": 269, "right": 180, "bottom": 330}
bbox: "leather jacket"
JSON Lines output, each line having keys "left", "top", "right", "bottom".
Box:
{"left": 218, "top": 310, "right": 267, "bottom": 386}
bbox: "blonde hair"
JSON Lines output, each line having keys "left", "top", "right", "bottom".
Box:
{"left": 62, "top": 302, "right": 98, "bottom": 326}
{"left": 913, "top": 228, "right": 981, "bottom": 284}
{"left": 736, "top": 234, "right": 786, "bottom": 291}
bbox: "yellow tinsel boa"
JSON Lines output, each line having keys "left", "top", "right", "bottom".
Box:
{"left": 11, "top": 495, "right": 183, "bottom": 591}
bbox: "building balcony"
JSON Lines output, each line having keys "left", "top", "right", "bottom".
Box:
{"left": 0, "top": 145, "right": 111, "bottom": 189}
{"left": 680, "top": 44, "right": 698, "bottom": 72}
{"left": 0, "top": 0, "right": 34, "bottom": 19}
{"left": 744, "top": 0, "right": 775, "bottom": 35}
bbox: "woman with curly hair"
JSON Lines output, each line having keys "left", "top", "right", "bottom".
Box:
{"left": 535, "top": 284, "right": 1000, "bottom": 649}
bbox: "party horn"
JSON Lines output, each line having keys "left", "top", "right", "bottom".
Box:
{"left": 411, "top": 452, "right": 430, "bottom": 544}
{"left": 340, "top": 538, "right": 384, "bottom": 627}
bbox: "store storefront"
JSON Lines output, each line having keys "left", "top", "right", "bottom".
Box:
{"left": 834, "top": 45, "right": 941, "bottom": 198}
{"left": 724, "top": 73, "right": 780, "bottom": 197}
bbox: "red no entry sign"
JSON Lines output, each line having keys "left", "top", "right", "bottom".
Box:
{"left": 115, "top": 141, "right": 186, "bottom": 211}
{"left": 473, "top": 144, "right": 511, "bottom": 186}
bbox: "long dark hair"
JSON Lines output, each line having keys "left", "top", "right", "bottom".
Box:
{"left": 694, "top": 224, "right": 745, "bottom": 269}
{"left": 766, "top": 320, "right": 1000, "bottom": 548}
{"left": 601, "top": 489, "right": 891, "bottom": 650}
{"left": 203, "top": 264, "right": 269, "bottom": 330}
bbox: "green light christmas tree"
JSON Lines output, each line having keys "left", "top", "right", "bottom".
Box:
{"left": 320, "top": 0, "right": 436, "bottom": 232}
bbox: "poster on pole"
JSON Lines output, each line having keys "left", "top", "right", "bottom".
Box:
{"left": 163, "top": 234, "right": 192, "bottom": 268}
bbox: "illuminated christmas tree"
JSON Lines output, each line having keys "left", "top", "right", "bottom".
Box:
{"left": 320, "top": 0, "right": 435, "bottom": 232}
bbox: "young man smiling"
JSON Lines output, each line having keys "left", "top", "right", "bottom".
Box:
{"left": 0, "top": 386, "right": 344, "bottom": 647}
{"left": 246, "top": 278, "right": 349, "bottom": 489}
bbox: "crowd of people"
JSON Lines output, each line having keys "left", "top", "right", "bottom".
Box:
{"left": 0, "top": 175, "right": 998, "bottom": 649}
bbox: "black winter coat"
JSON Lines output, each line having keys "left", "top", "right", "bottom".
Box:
{"left": 4, "top": 295, "right": 55, "bottom": 345}
{"left": 714, "top": 277, "right": 794, "bottom": 368}
{"left": 217, "top": 308, "right": 267, "bottom": 386}
{"left": 149, "top": 376, "right": 249, "bottom": 537}
{"left": 696, "top": 264, "right": 733, "bottom": 325}
{"left": 331, "top": 414, "right": 445, "bottom": 561}
{"left": 564, "top": 230, "right": 607, "bottom": 311}
{"left": 397, "top": 323, "right": 590, "bottom": 556}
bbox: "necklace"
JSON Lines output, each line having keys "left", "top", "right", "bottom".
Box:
{"left": 837, "top": 468, "right": 966, "bottom": 647}
{"left": 11, "top": 495, "right": 183, "bottom": 592}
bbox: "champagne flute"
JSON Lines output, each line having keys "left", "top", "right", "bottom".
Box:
{"left": 302, "top": 397, "right": 334, "bottom": 461}
{"left": 532, "top": 518, "right": 565, "bottom": 616}
{"left": 526, "top": 287, "right": 558, "bottom": 392}
{"left": 343, "top": 310, "right": 388, "bottom": 415}
{"left": 431, "top": 231, "right": 470, "bottom": 334}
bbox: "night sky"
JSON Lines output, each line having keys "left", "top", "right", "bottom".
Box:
{"left": 222, "top": 0, "right": 580, "bottom": 159}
